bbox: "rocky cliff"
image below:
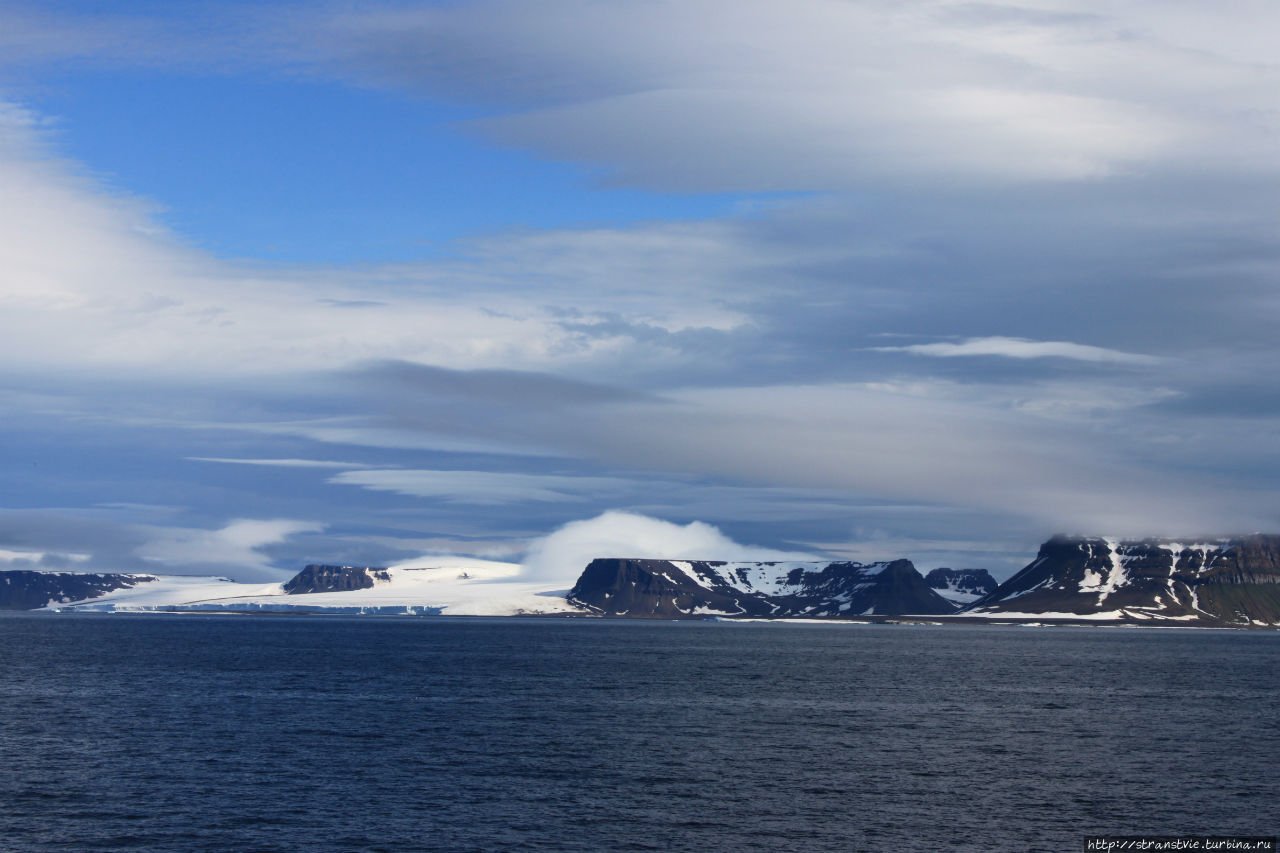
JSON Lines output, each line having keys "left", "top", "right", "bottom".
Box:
{"left": 567, "top": 558, "right": 955, "bottom": 618}
{"left": 283, "top": 564, "right": 391, "bottom": 594}
{"left": 967, "top": 535, "right": 1280, "bottom": 625}
{"left": 925, "top": 568, "right": 998, "bottom": 606}
{"left": 0, "top": 570, "right": 155, "bottom": 610}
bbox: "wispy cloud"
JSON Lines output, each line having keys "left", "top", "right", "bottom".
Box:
{"left": 872, "top": 336, "right": 1163, "bottom": 365}
{"left": 187, "top": 457, "right": 379, "bottom": 470}
{"left": 330, "top": 469, "right": 630, "bottom": 505}
{"left": 297, "top": 0, "right": 1280, "bottom": 189}
{"left": 0, "top": 547, "right": 89, "bottom": 567}
{"left": 6, "top": 2, "right": 1278, "bottom": 190}
{"left": 137, "top": 519, "right": 324, "bottom": 580}
{"left": 0, "top": 102, "right": 744, "bottom": 379}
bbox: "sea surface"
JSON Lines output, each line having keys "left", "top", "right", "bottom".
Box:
{"left": 0, "top": 616, "right": 1276, "bottom": 852}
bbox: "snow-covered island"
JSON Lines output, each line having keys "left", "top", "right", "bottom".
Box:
{"left": 3, "top": 535, "right": 1279, "bottom": 627}
{"left": 7, "top": 558, "right": 581, "bottom": 617}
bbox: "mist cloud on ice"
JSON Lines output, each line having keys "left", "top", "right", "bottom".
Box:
{"left": 519, "top": 510, "right": 818, "bottom": 586}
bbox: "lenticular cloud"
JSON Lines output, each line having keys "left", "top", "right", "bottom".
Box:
{"left": 520, "top": 510, "right": 817, "bottom": 585}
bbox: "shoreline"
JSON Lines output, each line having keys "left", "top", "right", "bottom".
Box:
{"left": 16, "top": 607, "right": 1277, "bottom": 630}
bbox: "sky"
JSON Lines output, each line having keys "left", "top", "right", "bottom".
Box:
{"left": 2, "top": 0, "right": 1279, "bottom": 581}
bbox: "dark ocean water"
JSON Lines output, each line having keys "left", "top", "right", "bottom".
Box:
{"left": 0, "top": 616, "right": 1276, "bottom": 852}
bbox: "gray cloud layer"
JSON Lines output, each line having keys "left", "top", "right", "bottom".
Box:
{"left": 299, "top": 0, "right": 1280, "bottom": 189}
{"left": 1, "top": 1, "right": 1279, "bottom": 578}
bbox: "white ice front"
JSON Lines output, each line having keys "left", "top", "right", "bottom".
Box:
{"left": 46, "top": 560, "right": 586, "bottom": 617}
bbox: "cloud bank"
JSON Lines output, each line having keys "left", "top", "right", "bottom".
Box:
{"left": 137, "top": 519, "right": 325, "bottom": 581}
{"left": 873, "top": 337, "right": 1163, "bottom": 365}
{"left": 301, "top": 0, "right": 1280, "bottom": 189}
{"left": 520, "top": 511, "right": 819, "bottom": 585}
{"left": 0, "top": 2, "right": 1279, "bottom": 579}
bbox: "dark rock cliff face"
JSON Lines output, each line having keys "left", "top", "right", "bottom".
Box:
{"left": 968, "top": 535, "right": 1280, "bottom": 625}
{"left": 283, "top": 565, "right": 391, "bottom": 594}
{"left": 567, "top": 558, "right": 955, "bottom": 619}
{"left": 0, "top": 571, "right": 154, "bottom": 610}
{"left": 1192, "top": 535, "right": 1280, "bottom": 584}
{"left": 925, "top": 568, "right": 998, "bottom": 604}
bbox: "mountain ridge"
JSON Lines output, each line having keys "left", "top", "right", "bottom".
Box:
{"left": 925, "top": 567, "right": 998, "bottom": 605}
{"left": 0, "top": 570, "right": 155, "bottom": 610}
{"left": 4, "top": 534, "right": 1279, "bottom": 626}
{"left": 965, "top": 534, "right": 1280, "bottom": 625}
{"left": 567, "top": 558, "right": 955, "bottom": 618}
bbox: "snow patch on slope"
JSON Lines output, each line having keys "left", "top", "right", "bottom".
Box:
{"left": 1098, "top": 539, "right": 1131, "bottom": 603}
{"left": 932, "top": 580, "right": 984, "bottom": 605}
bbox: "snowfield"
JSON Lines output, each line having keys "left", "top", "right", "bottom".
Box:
{"left": 47, "top": 558, "right": 587, "bottom": 617}
{"left": 931, "top": 580, "right": 984, "bottom": 605}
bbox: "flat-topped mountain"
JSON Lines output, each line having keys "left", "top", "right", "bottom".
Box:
{"left": 967, "top": 535, "right": 1280, "bottom": 626}
{"left": 925, "top": 568, "right": 998, "bottom": 606}
{"left": 0, "top": 570, "right": 154, "bottom": 610}
{"left": 567, "top": 558, "right": 955, "bottom": 618}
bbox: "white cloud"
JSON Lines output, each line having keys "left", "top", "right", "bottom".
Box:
{"left": 379, "top": 537, "right": 527, "bottom": 563}
{"left": 0, "top": 100, "right": 746, "bottom": 380}
{"left": 187, "top": 457, "right": 379, "bottom": 469}
{"left": 329, "top": 469, "right": 629, "bottom": 505}
{"left": 306, "top": 0, "right": 1280, "bottom": 189}
{"left": 137, "top": 519, "right": 323, "bottom": 579}
{"left": 873, "top": 336, "right": 1162, "bottom": 365}
{"left": 0, "top": 547, "right": 89, "bottom": 566}
{"left": 8, "top": 2, "right": 1272, "bottom": 189}
{"left": 520, "top": 510, "right": 818, "bottom": 584}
